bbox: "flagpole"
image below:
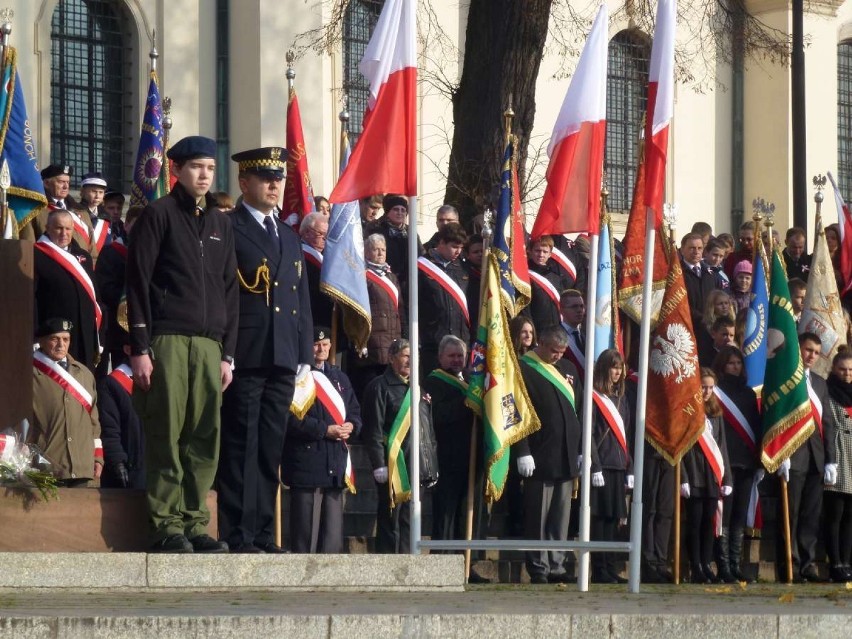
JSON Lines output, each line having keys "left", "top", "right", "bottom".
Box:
{"left": 409, "top": 194, "right": 422, "bottom": 555}
{"left": 578, "top": 189, "right": 603, "bottom": 592}
{"left": 286, "top": 50, "right": 295, "bottom": 94}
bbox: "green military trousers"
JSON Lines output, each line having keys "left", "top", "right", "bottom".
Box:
{"left": 133, "top": 335, "right": 222, "bottom": 542}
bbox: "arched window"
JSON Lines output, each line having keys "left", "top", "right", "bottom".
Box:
{"left": 50, "top": 0, "right": 130, "bottom": 191}
{"left": 606, "top": 31, "right": 650, "bottom": 213}
{"left": 839, "top": 40, "right": 852, "bottom": 199}
{"left": 342, "top": 0, "right": 385, "bottom": 144}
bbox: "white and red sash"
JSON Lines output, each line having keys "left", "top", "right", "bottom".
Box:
{"left": 35, "top": 237, "right": 103, "bottom": 330}
{"left": 69, "top": 211, "right": 91, "bottom": 241}
{"left": 713, "top": 386, "right": 757, "bottom": 452}
{"left": 417, "top": 256, "right": 470, "bottom": 326}
{"left": 697, "top": 418, "right": 725, "bottom": 486}
{"left": 302, "top": 243, "right": 323, "bottom": 269}
{"left": 312, "top": 370, "right": 355, "bottom": 494}
{"left": 92, "top": 218, "right": 111, "bottom": 253}
{"left": 529, "top": 270, "right": 562, "bottom": 317}
{"left": 110, "top": 238, "right": 128, "bottom": 260}
{"left": 562, "top": 325, "right": 586, "bottom": 379}
{"left": 33, "top": 351, "right": 93, "bottom": 413}
{"left": 592, "top": 391, "right": 629, "bottom": 456}
{"left": 807, "top": 378, "right": 823, "bottom": 438}
{"left": 550, "top": 246, "right": 577, "bottom": 281}
{"left": 366, "top": 268, "right": 399, "bottom": 310}
{"left": 109, "top": 363, "right": 133, "bottom": 395}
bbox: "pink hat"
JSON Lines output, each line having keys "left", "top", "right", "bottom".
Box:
{"left": 733, "top": 260, "right": 752, "bottom": 277}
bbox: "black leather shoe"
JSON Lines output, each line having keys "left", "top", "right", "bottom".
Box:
{"left": 592, "top": 572, "right": 618, "bottom": 584}
{"left": 231, "top": 544, "right": 265, "bottom": 554}
{"left": 547, "top": 572, "right": 572, "bottom": 584}
{"left": 800, "top": 565, "right": 822, "bottom": 583}
{"left": 255, "top": 542, "right": 286, "bottom": 554}
{"left": 529, "top": 574, "right": 548, "bottom": 584}
{"left": 611, "top": 572, "right": 628, "bottom": 584}
{"left": 149, "top": 534, "right": 193, "bottom": 553}
{"left": 702, "top": 563, "right": 720, "bottom": 583}
{"left": 189, "top": 534, "right": 229, "bottom": 553}
{"left": 467, "top": 571, "right": 491, "bottom": 584}
{"left": 830, "top": 565, "right": 849, "bottom": 583}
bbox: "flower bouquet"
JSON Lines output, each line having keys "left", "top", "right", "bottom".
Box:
{"left": 0, "top": 433, "right": 58, "bottom": 502}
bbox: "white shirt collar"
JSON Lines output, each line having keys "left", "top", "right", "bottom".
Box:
{"left": 244, "top": 202, "right": 277, "bottom": 236}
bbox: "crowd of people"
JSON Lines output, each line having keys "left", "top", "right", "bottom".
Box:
{"left": 21, "top": 135, "right": 852, "bottom": 585}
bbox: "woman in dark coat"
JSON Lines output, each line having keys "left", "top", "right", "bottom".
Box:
{"left": 590, "top": 348, "right": 631, "bottom": 583}
{"left": 824, "top": 350, "right": 852, "bottom": 582}
{"left": 712, "top": 345, "right": 762, "bottom": 582}
{"left": 681, "top": 368, "right": 733, "bottom": 583}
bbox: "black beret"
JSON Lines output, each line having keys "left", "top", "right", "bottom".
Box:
{"left": 35, "top": 317, "right": 74, "bottom": 337}
{"left": 40, "top": 164, "right": 72, "bottom": 180}
{"left": 382, "top": 194, "right": 408, "bottom": 213}
{"left": 231, "top": 146, "right": 288, "bottom": 180}
{"left": 313, "top": 326, "right": 332, "bottom": 342}
{"left": 167, "top": 136, "right": 217, "bottom": 162}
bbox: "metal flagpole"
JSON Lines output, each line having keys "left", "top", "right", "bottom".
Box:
{"left": 409, "top": 195, "right": 422, "bottom": 554}
{"left": 577, "top": 197, "right": 602, "bottom": 592}
{"left": 627, "top": 205, "right": 657, "bottom": 593}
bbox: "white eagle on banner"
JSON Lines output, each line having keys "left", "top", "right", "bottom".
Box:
{"left": 650, "top": 322, "right": 697, "bottom": 384}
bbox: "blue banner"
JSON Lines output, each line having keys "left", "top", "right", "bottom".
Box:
{"left": 130, "top": 72, "right": 165, "bottom": 207}
{"left": 0, "top": 47, "right": 47, "bottom": 231}
{"left": 594, "top": 217, "right": 615, "bottom": 360}
{"left": 744, "top": 242, "right": 768, "bottom": 393}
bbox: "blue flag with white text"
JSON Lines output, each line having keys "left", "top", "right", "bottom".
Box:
{"left": 130, "top": 71, "right": 165, "bottom": 207}
{"left": 744, "top": 239, "right": 768, "bottom": 395}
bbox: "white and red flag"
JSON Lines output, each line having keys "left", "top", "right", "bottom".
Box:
{"left": 644, "top": 0, "right": 675, "bottom": 228}
{"left": 282, "top": 87, "right": 315, "bottom": 227}
{"left": 828, "top": 171, "right": 852, "bottom": 295}
{"left": 329, "top": 0, "right": 416, "bottom": 202}
{"left": 532, "top": 3, "right": 607, "bottom": 238}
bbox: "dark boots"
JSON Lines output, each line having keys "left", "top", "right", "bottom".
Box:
{"left": 714, "top": 534, "right": 737, "bottom": 584}
{"left": 729, "top": 529, "right": 753, "bottom": 583}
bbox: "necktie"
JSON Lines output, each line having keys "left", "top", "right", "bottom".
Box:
{"left": 58, "top": 360, "right": 69, "bottom": 370}
{"left": 574, "top": 329, "right": 585, "bottom": 352}
{"left": 694, "top": 265, "right": 702, "bottom": 278}
{"left": 263, "top": 216, "right": 280, "bottom": 254}
{"left": 56, "top": 200, "right": 65, "bottom": 209}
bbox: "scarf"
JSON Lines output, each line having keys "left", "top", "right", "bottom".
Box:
{"left": 367, "top": 261, "right": 392, "bottom": 275}
{"left": 827, "top": 373, "right": 852, "bottom": 408}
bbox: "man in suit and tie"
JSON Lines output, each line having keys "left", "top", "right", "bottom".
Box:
{"left": 680, "top": 233, "right": 718, "bottom": 329}
{"left": 217, "top": 146, "right": 314, "bottom": 553}
{"left": 775, "top": 332, "right": 837, "bottom": 582}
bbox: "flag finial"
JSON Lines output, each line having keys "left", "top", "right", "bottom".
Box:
{"left": 286, "top": 50, "right": 296, "bottom": 82}
{"left": 0, "top": 8, "right": 13, "bottom": 46}
{"left": 813, "top": 174, "right": 826, "bottom": 207}
{"left": 339, "top": 93, "right": 349, "bottom": 124}
{"left": 149, "top": 29, "right": 158, "bottom": 71}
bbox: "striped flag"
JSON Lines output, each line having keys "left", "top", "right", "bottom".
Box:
{"left": 828, "top": 171, "right": 852, "bottom": 295}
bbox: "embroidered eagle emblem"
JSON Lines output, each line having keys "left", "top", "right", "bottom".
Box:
{"left": 650, "top": 322, "right": 697, "bottom": 383}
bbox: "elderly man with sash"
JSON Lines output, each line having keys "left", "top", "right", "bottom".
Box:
{"left": 513, "top": 325, "right": 584, "bottom": 584}
{"left": 283, "top": 326, "right": 361, "bottom": 553}
{"left": 417, "top": 222, "right": 470, "bottom": 373}
{"left": 28, "top": 318, "right": 103, "bottom": 486}
{"left": 34, "top": 209, "right": 101, "bottom": 372}
{"left": 523, "top": 236, "right": 573, "bottom": 334}
{"left": 775, "top": 333, "right": 837, "bottom": 582}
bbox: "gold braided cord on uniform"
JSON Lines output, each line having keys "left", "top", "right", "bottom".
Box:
{"left": 237, "top": 259, "right": 271, "bottom": 306}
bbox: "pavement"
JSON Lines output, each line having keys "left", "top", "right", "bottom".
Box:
{"left": 1, "top": 583, "right": 851, "bottom": 638}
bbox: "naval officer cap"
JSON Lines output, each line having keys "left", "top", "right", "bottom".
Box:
{"left": 231, "top": 147, "right": 288, "bottom": 180}
{"left": 313, "top": 326, "right": 332, "bottom": 342}
{"left": 167, "top": 136, "right": 217, "bottom": 162}
{"left": 40, "top": 164, "right": 72, "bottom": 180}
{"left": 35, "top": 317, "right": 74, "bottom": 337}
{"left": 80, "top": 171, "right": 107, "bottom": 188}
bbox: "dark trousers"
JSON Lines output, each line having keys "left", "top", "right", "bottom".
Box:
{"left": 432, "top": 471, "right": 467, "bottom": 541}
{"left": 217, "top": 367, "right": 294, "bottom": 547}
{"left": 824, "top": 491, "right": 852, "bottom": 567}
{"left": 781, "top": 469, "right": 823, "bottom": 574}
{"left": 375, "top": 480, "right": 411, "bottom": 553}
{"left": 523, "top": 478, "right": 572, "bottom": 578}
{"left": 641, "top": 455, "right": 674, "bottom": 570}
{"left": 591, "top": 516, "right": 619, "bottom": 577}
{"left": 686, "top": 497, "right": 717, "bottom": 566}
{"left": 289, "top": 487, "right": 344, "bottom": 553}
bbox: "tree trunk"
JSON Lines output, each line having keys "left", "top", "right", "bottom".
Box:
{"left": 445, "top": 0, "right": 554, "bottom": 229}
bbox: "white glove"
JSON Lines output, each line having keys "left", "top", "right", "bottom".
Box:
{"left": 680, "top": 483, "right": 691, "bottom": 498}
{"left": 825, "top": 463, "right": 838, "bottom": 486}
{"left": 626, "top": 475, "right": 634, "bottom": 490}
{"left": 517, "top": 455, "right": 535, "bottom": 478}
{"left": 296, "top": 363, "right": 311, "bottom": 382}
{"left": 756, "top": 469, "right": 765, "bottom": 484}
{"left": 721, "top": 485, "right": 733, "bottom": 497}
{"left": 777, "top": 458, "right": 791, "bottom": 483}
{"left": 592, "top": 472, "right": 605, "bottom": 487}
{"left": 372, "top": 466, "right": 388, "bottom": 484}
{"left": 577, "top": 455, "right": 583, "bottom": 469}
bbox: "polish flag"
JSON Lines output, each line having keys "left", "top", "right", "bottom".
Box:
{"left": 828, "top": 171, "right": 852, "bottom": 295}
{"left": 532, "top": 3, "right": 607, "bottom": 238}
{"left": 644, "top": 0, "right": 676, "bottom": 228}
{"left": 329, "top": 0, "right": 416, "bottom": 203}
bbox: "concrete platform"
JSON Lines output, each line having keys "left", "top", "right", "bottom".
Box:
{"left": 0, "top": 585, "right": 850, "bottom": 638}
{"left": 0, "top": 552, "right": 464, "bottom": 592}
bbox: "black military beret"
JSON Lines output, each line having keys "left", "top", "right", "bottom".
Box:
{"left": 40, "top": 164, "right": 72, "bottom": 180}
{"left": 231, "top": 146, "right": 288, "bottom": 180}
{"left": 35, "top": 317, "right": 74, "bottom": 337}
{"left": 313, "top": 326, "right": 332, "bottom": 342}
{"left": 167, "top": 136, "right": 217, "bottom": 162}
{"left": 382, "top": 194, "right": 408, "bottom": 213}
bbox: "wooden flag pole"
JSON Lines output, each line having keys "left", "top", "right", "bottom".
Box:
{"left": 781, "top": 478, "right": 794, "bottom": 584}
{"left": 275, "top": 468, "right": 282, "bottom": 547}
{"left": 673, "top": 464, "right": 681, "bottom": 584}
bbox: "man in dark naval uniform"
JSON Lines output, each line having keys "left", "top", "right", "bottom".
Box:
{"left": 217, "top": 146, "right": 314, "bottom": 554}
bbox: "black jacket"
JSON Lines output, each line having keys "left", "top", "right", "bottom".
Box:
{"left": 418, "top": 252, "right": 471, "bottom": 347}
{"left": 523, "top": 261, "right": 571, "bottom": 332}
{"left": 681, "top": 259, "right": 717, "bottom": 329}
{"left": 282, "top": 365, "right": 362, "bottom": 489}
{"left": 230, "top": 206, "right": 313, "bottom": 370}
{"left": 783, "top": 249, "right": 811, "bottom": 282}
{"left": 717, "top": 374, "right": 761, "bottom": 470}
{"left": 96, "top": 370, "right": 145, "bottom": 489}
{"left": 362, "top": 366, "right": 439, "bottom": 484}
{"left": 681, "top": 414, "right": 731, "bottom": 493}
{"left": 422, "top": 370, "right": 475, "bottom": 477}
{"left": 95, "top": 241, "right": 128, "bottom": 354}
{"left": 513, "top": 357, "right": 584, "bottom": 481}
{"left": 592, "top": 393, "right": 632, "bottom": 473}
{"left": 126, "top": 183, "right": 239, "bottom": 357}
{"left": 790, "top": 371, "right": 837, "bottom": 472}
